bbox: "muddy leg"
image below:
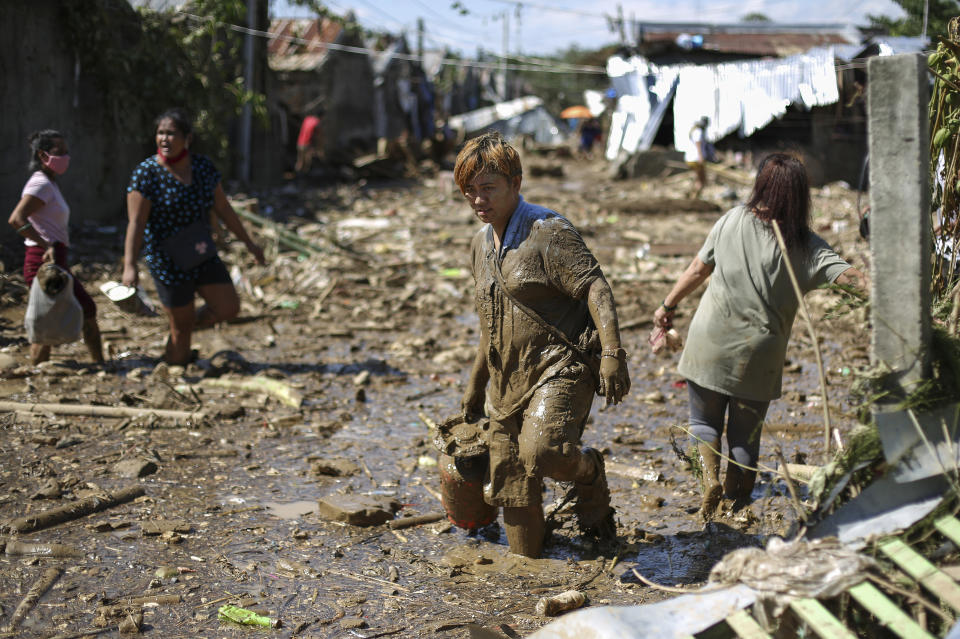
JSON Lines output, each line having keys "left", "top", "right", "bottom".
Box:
{"left": 573, "top": 448, "right": 615, "bottom": 538}
{"left": 699, "top": 441, "right": 722, "bottom": 520}
{"left": 82, "top": 316, "right": 104, "bottom": 363}
{"left": 163, "top": 303, "right": 196, "bottom": 365}
{"left": 503, "top": 493, "right": 544, "bottom": 558}
{"left": 29, "top": 344, "right": 51, "bottom": 365}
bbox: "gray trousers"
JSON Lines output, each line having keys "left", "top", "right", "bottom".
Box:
{"left": 687, "top": 379, "right": 770, "bottom": 468}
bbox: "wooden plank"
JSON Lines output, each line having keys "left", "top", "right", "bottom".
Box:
{"left": 789, "top": 598, "right": 857, "bottom": 639}
{"left": 934, "top": 516, "right": 960, "bottom": 548}
{"left": 725, "top": 609, "right": 772, "bottom": 638}
{"left": 879, "top": 538, "right": 960, "bottom": 612}
{"left": 848, "top": 581, "right": 935, "bottom": 639}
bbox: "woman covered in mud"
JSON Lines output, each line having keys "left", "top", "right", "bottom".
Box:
{"left": 653, "top": 153, "right": 865, "bottom": 519}
{"left": 123, "top": 108, "right": 265, "bottom": 365}
{"left": 7, "top": 129, "right": 104, "bottom": 365}
{"left": 456, "top": 131, "right": 631, "bottom": 558}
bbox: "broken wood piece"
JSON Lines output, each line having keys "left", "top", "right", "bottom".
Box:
{"left": 535, "top": 590, "right": 586, "bottom": 617}
{"left": 3, "top": 485, "right": 145, "bottom": 534}
{"left": 0, "top": 400, "right": 203, "bottom": 421}
{"left": 4, "top": 539, "right": 82, "bottom": 558}
{"left": 776, "top": 463, "right": 821, "bottom": 482}
{"left": 5, "top": 566, "right": 61, "bottom": 632}
{"left": 198, "top": 376, "right": 304, "bottom": 408}
{"left": 101, "top": 594, "right": 182, "bottom": 607}
{"left": 388, "top": 512, "right": 444, "bottom": 530}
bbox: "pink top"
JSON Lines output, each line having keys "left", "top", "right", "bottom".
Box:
{"left": 21, "top": 171, "right": 70, "bottom": 247}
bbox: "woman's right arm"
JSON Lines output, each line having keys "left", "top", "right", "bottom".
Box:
{"left": 123, "top": 191, "right": 151, "bottom": 287}
{"left": 654, "top": 255, "right": 714, "bottom": 328}
{"left": 8, "top": 195, "right": 54, "bottom": 261}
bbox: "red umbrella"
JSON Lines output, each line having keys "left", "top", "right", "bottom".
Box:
{"left": 560, "top": 105, "right": 592, "bottom": 119}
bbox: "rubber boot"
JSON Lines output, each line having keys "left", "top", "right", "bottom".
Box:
{"left": 699, "top": 442, "right": 723, "bottom": 521}
{"left": 573, "top": 448, "right": 616, "bottom": 539}
{"left": 732, "top": 470, "right": 757, "bottom": 511}
{"left": 504, "top": 494, "right": 544, "bottom": 558}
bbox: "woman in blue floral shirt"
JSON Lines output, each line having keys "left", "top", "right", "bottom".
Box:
{"left": 123, "top": 108, "right": 265, "bottom": 365}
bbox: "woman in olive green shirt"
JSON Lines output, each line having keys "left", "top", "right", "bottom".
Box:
{"left": 653, "top": 153, "right": 864, "bottom": 519}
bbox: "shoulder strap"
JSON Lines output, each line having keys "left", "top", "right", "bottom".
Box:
{"left": 489, "top": 253, "right": 599, "bottom": 382}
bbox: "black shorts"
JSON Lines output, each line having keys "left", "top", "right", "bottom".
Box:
{"left": 152, "top": 259, "right": 232, "bottom": 308}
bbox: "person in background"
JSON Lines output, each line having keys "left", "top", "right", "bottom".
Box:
{"left": 578, "top": 118, "right": 603, "bottom": 158}
{"left": 686, "top": 116, "right": 710, "bottom": 198}
{"left": 457, "top": 131, "right": 630, "bottom": 557}
{"left": 123, "top": 108, "right": 265, "bottom": 365}
{"left": 653, "top": 153, "right": 865, "bottom": 520}
{"left": 295, "top": 107, "right": 325, "bottom": 174}
{"left": 7, "top": 129, "right": 104, "bottom": 365}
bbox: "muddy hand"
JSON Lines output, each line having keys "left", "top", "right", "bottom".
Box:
{"left": 599, "top": 356, "right": 629, "bottom": 406}
{"left": 461, "top": 386, "right": 485, "bottom": 421}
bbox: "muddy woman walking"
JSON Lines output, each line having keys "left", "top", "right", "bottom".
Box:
{"left": 454, "top": 131, "right": 630, "bottom": 558}
{"left": 654, "top": 153, "right": 865, "bottom": 519}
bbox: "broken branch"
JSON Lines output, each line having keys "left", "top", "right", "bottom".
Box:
{"left": 3, "top": 485, "right": 145, "bottom": 534}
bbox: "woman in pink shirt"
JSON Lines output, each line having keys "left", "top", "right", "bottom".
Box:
{"left": 7, "top": 129, "right": 103, "bottom": 365}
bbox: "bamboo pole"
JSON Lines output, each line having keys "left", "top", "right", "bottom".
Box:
{"left": 770, "top": 220, "right": 833, "bottom": 456}
{"left": 0, "top": 401, "right": 203, "bottom": 421}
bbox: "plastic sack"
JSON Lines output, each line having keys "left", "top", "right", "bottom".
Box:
{"left": 24, "top": 264, "right": 83, "bottom": 345}
{"left": 648, "top": 326, "right": 683, "bottom": 355}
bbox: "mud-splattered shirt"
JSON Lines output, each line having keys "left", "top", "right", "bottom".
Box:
{"left": 470, "top": 196, "right": 601, "bottom": 419}
{"left": 678, "top": 205, "right": 851, "bottom": 401}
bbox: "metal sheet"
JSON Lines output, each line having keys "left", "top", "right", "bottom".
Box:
{"left": 526, "top": 584, "right": 757, "bottom": 639}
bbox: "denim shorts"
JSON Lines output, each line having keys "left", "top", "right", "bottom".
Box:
{"left": 152, "top": 259, "right": 232, "bottom": 308}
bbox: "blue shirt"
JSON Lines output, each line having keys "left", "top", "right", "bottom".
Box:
{"left": 499, "top": 196, "right": 566, "bottom": 257}
{"left": 127, "top": 154, "right": 222, "bottom": 284}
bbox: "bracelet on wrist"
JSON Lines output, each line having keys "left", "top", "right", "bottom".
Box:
{"left": 16, "top": 222, "right": 32, "bottom": 235}
{"left": 601, "top": 347, "right": 627, "bottom": 359}
{"left": 661, "top": 300, "right": 677, "bottom": 312}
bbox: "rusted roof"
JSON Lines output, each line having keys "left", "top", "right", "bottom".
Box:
{"left": 268, "top": 18, "right": 343, "bottom": 71}
{"left": 635, "top": 22, "right": 859, "bottom": 58}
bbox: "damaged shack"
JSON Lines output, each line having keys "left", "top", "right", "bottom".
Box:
{"left": 606, "top": 21, "right": 925, "bottom": 185}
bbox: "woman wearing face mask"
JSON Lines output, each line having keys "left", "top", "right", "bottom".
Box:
{"left": 123, "top": 108, "right": 265, "bottom": 365}
{"left": 7, "top": 129, "right": 104, "bottom": 365}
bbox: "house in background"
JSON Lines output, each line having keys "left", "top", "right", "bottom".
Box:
{"left": 605, "top": 22, "right": 923, "bottom": 186}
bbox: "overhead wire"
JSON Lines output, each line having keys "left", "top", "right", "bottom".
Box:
{"left": 180, "top": 11, "right": 608, "bottom": 74}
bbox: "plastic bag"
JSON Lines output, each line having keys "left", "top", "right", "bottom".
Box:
{"left": 648, "top": 326, "right": 683, "bottom": 355}
{"left": 24, "top": 265, "right": 83, "bottom": 345}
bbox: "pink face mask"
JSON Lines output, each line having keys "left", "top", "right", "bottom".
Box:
{"left": 41, "top": 152, "right": 70, "bottom": 175}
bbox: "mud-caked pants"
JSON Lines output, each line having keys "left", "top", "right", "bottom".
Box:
{"left": 484, "top": 369, "right": 597, "bottom": 508}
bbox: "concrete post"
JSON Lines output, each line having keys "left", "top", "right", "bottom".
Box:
{"left": 868, "top": 53, "right": 931, "bottom": 396}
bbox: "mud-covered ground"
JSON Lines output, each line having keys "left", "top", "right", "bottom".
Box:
{"left": 0, "top": 150, "right": 871, "bottom": 638}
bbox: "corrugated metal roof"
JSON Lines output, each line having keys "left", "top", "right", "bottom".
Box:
{"left": 635, "top": 22, "right": 858, "bottom": 58}
{"left": 639, "top": 31, "right": 854, "bottom": 57}
{"left": 268, "top": 18, "right": 343, "bottom": 72}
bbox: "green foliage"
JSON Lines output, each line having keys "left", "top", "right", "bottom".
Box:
{"left": 58, "top": 0, "right": 271, "bottom": 177}
{"left": 868, "top": 0, "right": 960, "bottom": 38}
{"left": 741, "top": 12, "right": 772, "bottom": 23}
{"left": 929, "top": 27, "right": 960, "bottom": 291}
